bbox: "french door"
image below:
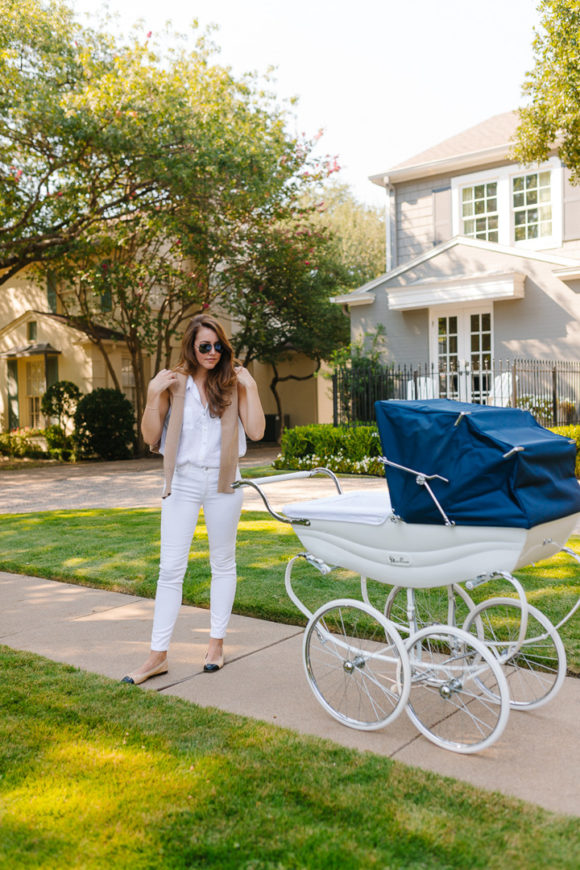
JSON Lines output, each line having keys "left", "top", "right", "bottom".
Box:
{"left": 429, "top": 304, "right": 492, "bottom": 403}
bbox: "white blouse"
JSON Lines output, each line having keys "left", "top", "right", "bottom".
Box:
{"left": 159, "top": 376, "right": 246, "bottom": 467}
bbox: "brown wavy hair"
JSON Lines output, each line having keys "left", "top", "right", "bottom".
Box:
{"left": 175, "top": 314, "right": 238, "bottom": 417}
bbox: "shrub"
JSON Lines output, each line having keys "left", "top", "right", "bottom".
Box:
{"left": 274, "top": 424, "right": 384, "bottom": 476}
{"left": 41, "top": 380, "right": 82, "bottom": 429}
{"left": 0, "top": 428, "right": 46, "bottom": 459}
{"left": 44, "top": 424, "right": 74, "bottom": 461}
{"left": 549, "top": 424, "right": 580, "bottom": 477}
{"left": 73, "top": 388, "right": 135, "bottom": 460}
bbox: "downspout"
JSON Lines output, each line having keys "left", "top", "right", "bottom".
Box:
{"left": 384, "top": 175, "right": 397, "bottom": 272}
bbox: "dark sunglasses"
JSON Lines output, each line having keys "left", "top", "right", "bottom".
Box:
{"left": 196, "top": 341, "right": 223, "bottom": 354}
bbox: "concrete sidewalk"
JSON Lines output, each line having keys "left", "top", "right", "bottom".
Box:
{"left": 1, "top": 569, "right": 579, "bottom": 817}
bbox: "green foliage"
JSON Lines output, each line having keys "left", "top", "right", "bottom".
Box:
{"left": 274, "top": 423, "right": 384, "bottom": 475}
{"left": 44, "top": 423, "right": 74, "bottom": 461}
{"left": 513, "top": 0, "right": 580, "bottom": 183}
{"left": 550, "top": 424, "right": 580, "bottom": 475}
{"left": 40, "top": 380, "right": 82, "bottom": 429}
{"left": 304, "top": 181, "right": 386, "bottom": 291}
{"left": 73, "top": 388, "right": 135, "bottom": 460}
{"left": 0, "top": 428, "right": 45, "bottom": 458}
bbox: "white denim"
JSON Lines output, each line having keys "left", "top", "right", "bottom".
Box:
{"left": 151, "top": 463, "right": 243, "bottom": 650}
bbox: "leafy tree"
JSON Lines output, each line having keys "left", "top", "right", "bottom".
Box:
{"left": 224, "top": 220, "right": 350, "bottom": 428}
{"left": 512, "top": 0, "right": 580, "bottom": 183}
{"left": 304, "top": 183, "right": 386, "bottom": 289}
{"left": 40, "top": 379, "right": 81, "bottom": 429}
{"left": 0, "top": 0, "right": 329, "bottom": 285}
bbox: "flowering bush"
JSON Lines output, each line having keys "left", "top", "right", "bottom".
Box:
{"left": 273, "top": 424, "right": 384, "bottom": 476}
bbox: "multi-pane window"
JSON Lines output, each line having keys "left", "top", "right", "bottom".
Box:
{"left": 469, "top": 313, "right": 492, "bottom": 403}
{"left": 512, "top": 171, "right": 551, "bottom": 241}
{"left": 26, "top": 358, "right": 45, "bottom": 428}
{"left": 461, "top": 182, "right": 498, "bottom": 241}
{"left": 121, "top": 357, "right": 136, "bottom": 406}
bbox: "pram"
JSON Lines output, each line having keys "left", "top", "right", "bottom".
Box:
{"left": 234, "top": 399, "right": 580, "bottom": 754}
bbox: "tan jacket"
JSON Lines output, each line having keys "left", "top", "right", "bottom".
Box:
{"left": 152, "top": 371, "right": 240, "bottom": 498}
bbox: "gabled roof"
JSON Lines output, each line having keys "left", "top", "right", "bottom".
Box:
{"left": 370, "top": 112, "right": 522, "bottom": 186}
{"left": 332, "top": 236, "right": 580, "bottom": 306}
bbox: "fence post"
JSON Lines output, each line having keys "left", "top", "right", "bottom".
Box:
{"left": 512, "top": 360, "right": 517, "bottom": 408}
{"left": 332, "top": 373, "right": 338, "bottom": 427}
{"left": 552, "top": 366, "right": 558, "bottom": 426}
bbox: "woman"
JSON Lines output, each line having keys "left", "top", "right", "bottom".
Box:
{"left": 122, "top": 314, "right": 265, "bottom": 684}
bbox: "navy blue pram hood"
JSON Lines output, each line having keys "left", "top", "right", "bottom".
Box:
{"left": 375, "top": 399, "right": 580, "bottom": 528}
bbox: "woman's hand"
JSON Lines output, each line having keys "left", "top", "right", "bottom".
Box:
{"left": 234, "top": 366, "right": 256, "bottom": 389}
{"left": 149, "top": 368, "right": 178, "bottom": 398}
{"left": 236, "top": 367, "right": 265, "bottom": 440}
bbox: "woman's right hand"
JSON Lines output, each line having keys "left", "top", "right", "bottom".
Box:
{"left": 148, "top": 368, "right": 178, "bottom": 398}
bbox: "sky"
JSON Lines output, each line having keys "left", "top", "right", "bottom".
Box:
{"left": 70, "top": 0, "right": 542, "bottom": 207}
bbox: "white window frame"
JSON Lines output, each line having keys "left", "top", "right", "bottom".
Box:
{"left": 451, "top": 157, "right": 563, "bottom": 250}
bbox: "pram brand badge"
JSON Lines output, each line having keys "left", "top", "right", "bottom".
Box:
{"left": 387, "top": 553, "right": 412, "bottom": 566}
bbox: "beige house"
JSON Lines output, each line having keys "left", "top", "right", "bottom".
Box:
{"left": 0, "top": 270, "right": 333, "bottom": 434}
{"left": 334, "top": 112, "right": 580, "bottom": 396}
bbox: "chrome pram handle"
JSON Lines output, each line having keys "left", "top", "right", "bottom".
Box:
{"left": 232, "top": 467, "right": 343, "bottom": 525}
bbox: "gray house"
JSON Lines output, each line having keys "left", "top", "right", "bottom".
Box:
{"left": 334, "top": 112, "right": 580, "bottom": 413}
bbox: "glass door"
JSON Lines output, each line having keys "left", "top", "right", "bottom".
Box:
{"left": 430, "top": 305, "right": 493, "bottom": 403}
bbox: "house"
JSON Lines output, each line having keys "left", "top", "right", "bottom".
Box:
{"left": 333, "top": 112, "right": 580, "bottom": 409}
{"left": 0, "top": 269, "right": 332, "bottom": 434}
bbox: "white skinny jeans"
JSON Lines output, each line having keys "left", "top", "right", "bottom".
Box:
{"left": 151, "top": 463, "right": 243, "bottom": 651}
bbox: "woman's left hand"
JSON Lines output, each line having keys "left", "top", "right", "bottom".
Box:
{"left": 234, "top": 366, "right": 256, "bottom": 389}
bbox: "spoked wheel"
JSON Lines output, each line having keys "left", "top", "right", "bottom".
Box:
{"left": 405, "top": 625, "right": 510, "bottom": 754}
{"left": 303, "top": 598, "right": 411, "bottom": 731}
{"left": 462, "top": 598, "right": 567, "bottom": 710}
{"left": 384, "top": 584, "right": 481, "bottom": 637}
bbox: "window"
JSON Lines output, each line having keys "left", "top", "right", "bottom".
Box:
{"left": 461, "top": 182, "right": 498, "bottom": 241}
{"left": 47, "top": 271, "right": 58, "bottom": 313}
{"left": 26, "top": 358, "right": 45, "bottom": 428}
{"left": 451, "top": 158, "right": 562, "bottom": 249}
{"left": 27, "top": 321, "right": 37, "bottom": 342}
{"left": 121, "top": 357, "right": 135, "bottom": 406}
{"left": 512, "top": 171, "right": 552, "bottom": 241}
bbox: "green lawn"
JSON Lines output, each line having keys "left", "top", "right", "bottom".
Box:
{"left": 1, "top": 645, "right": 579, "bottom": 869}
{"left": 0, "top": 508, "right": 579, "bottom": 671}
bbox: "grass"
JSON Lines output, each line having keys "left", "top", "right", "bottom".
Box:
{"left": 1, "top": 645, "right": 579, "bottom": 869}
{"left": 0, "top": 508, "right": 579, "bottom": 671}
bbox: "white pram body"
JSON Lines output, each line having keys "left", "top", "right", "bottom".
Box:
{"left": 282, "top": 490, "right": 579, "bottom": 588}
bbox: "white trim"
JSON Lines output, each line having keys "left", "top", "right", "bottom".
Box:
{"left": 369, "top": 144, "right": 513, "bottom": 186}
{"left": 332, "top": 234, "right": 580, "bottom": 308}
{"left": 387, "top": 271, "right": 525, "bottom": 311}
{"left": 331, "top": 291, "right": 375, "bottom": 306}
{"left": 451, "top": 158, "right": 563, "bottom": 250}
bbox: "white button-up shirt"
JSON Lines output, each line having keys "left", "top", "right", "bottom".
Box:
{"left": 160, "top": 376, "right": 246, "bottom": 467}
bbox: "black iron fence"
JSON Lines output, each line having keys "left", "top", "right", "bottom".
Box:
{"left": 332, "top": 359, "right": 580, "bottom": 428}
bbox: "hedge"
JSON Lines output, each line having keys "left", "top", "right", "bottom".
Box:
{"left": 274, "top": 422, "right": 580, "bottom": 478}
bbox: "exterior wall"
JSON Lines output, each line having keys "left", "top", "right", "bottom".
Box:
{"left": 350, "top": 245, "right": 580, "bottom": 367}
{"left": 396, "top": 175, "right": 451, "bottom": 264}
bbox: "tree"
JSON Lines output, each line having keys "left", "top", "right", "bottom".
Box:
{"left": 303, "top": 182, "right": 385, "bottom": 289}
{"left": 512, "top": 0, "right": 580, "bottom": 183}
{"left": 0, "top": 0, "right": 329, "bottom": 285}
{"left": 6, "top": 1, "right": 339, "bottom": 451}
{"left": 224, "top": 220, "right": 350, "bottom": 426}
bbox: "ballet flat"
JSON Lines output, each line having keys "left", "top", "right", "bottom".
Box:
{"left": 203, "top": 652, "right": 224, "bottom": 673}
{"left": 121, "top": 660, "right": 169, "bottom": 685}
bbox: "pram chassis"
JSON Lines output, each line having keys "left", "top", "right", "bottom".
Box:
{"left": 233, "top": 462, "right": 580, "bottom": 754}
